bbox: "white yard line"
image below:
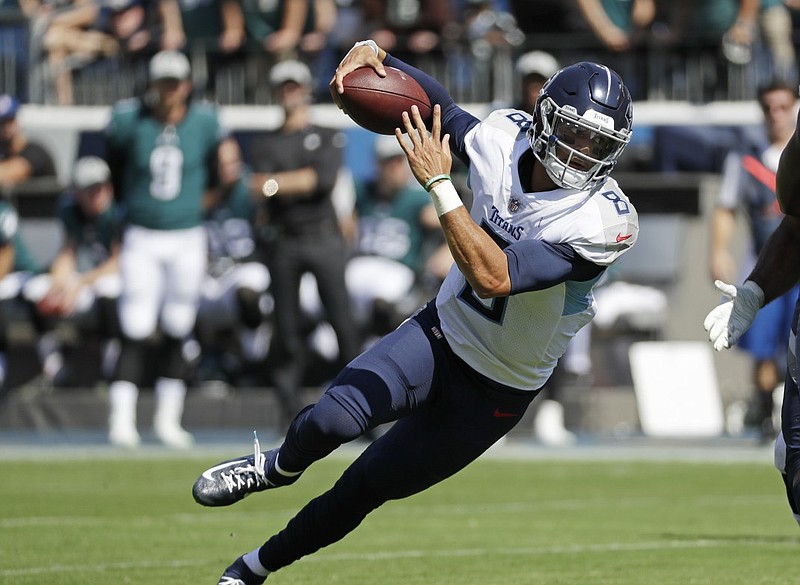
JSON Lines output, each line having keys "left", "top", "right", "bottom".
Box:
{"left": 1, "top": 538, "right": 795, "bottom": 577}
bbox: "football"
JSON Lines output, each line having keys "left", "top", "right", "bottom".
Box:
{"left": 336, "top": 66, "right": 433, "bottom": 135}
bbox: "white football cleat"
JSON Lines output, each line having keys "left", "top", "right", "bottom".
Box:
{"left": 109, "top": 424, "right": 141, "bottom": 448}
{"left": 154, "top": 422, "right": 195, "bottom": 449}
{"left": 533, "top": 400, "right": 576, "bottom": 447}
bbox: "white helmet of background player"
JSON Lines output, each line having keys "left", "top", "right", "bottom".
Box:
{"left": 529, "top": 61, "right": 633, "bottom": 191}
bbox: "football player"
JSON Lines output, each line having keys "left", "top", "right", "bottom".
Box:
{"left": 105, "top": 50, "right": 228, "bottom": 448}
{"left": 705, "top": 87, "right": 800, "bottom": 529}
{"left": 195, "top": 138, "right": 271, "bottom": 383}
{"left": 194, "top": 40, "right": 637, "bottom": 584}
{"left": 22, "top": 156, "right": 123, "bottom": 385}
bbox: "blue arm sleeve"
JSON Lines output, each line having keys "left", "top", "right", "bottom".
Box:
{"left": 504, "top": 240, "right": 605, "bottom": 293}
{"left": 383, "top": 53, "right": 479, "bottom": 168}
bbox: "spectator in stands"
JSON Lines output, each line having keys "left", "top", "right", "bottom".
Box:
{"left": 105, "top": 50, "right": 228, "bottom": 448}
{"left": 709, "top": 79, "right": 799, "bottom": 441}
{"left": 755, "top": 0, "right": 797, "bottom": 85}
{"left": 358, "top": 0, "right": 452, "bottom": 64}
{"left": 0, "top": 0, "right": 32, "bottom": 100}
{"left": 40, "top": 0, "right": 123, "bottom": 105}
{"left": 245, "top": 59, "right": 360, "bottom": 427}
{"left": 514, "top": 49, "right": 560, "bottom": 112}
{"left": 0, "top": 95, "right": 57, "bottom": 189}
{"left": 0, "top": 198, "right": 44, "bottom": 394}
{"left": 667, "top": 0, "right": 760, "bottom": 101}
{"left": 22, "top": 156, "right": 123, "bottom": 386}
{"left": 159, "top": 0, "right": 244, "bottom": 53}
{"left": 574, "top": 0, "right": 656, "bottom": 100}
{"left": 576, "top": 0, "right": 655, "bottom": 53}
{"left": 104, "top": 0, "right": 152, "bottom": 56}
{"left": 241, "top": 0, "right": 336, "bottom": 102}
{"left": 449, "top": 0, "right": 523, "bottom": 104}
{"left": 508, "top": 0, "right": 578, "bottom": 37}
{"left": 158, "top": 0, "right": 245, "bottom": 99}
{"left": 244, "top": 0, "right": 335, "bottom": 55}
{"left": 195, "top": 137, "right": 271, "bottom": 387}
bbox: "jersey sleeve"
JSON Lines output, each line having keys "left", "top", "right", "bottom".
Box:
{"left": 569, "top": 187, "right": 639, "bottom": 266}
{"left": 504, "top": 240, "right": 605, "bottom": 293}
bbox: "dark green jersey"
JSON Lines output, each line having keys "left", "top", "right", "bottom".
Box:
{"left": 354, "top": 181, "right": 431, "bottom": 272}
{"left": 106, "top": 99, "right": 222, "bottom": 230}
{"left": 205, "top": 167, "right": 259, "bottom": 276}
{"left": 57, "top": 193, "right": 122, "bottom": 273}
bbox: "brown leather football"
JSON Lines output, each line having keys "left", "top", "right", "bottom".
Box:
{"left": 337, "top": 66, "right": 433, "bottom": 135}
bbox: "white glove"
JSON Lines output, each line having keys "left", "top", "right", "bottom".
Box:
{"left": 703, "top": 280, "right": 764, "bottom": 351}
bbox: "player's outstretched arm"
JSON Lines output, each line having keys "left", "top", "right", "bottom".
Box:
{"left": 748, "top": 214, "right": 800, "bottom": 304}
{"left": 397, "top": 104, "right": 511, "bottom": 298}
{"left": 704, "top": 215, "right": 800, "bottom": 351}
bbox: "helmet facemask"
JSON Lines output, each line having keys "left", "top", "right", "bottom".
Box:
{"left": 529, "top": 96, "right": 632, "bottom": 191}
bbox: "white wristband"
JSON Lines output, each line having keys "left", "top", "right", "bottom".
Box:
{"left": 345, "top": 40, "right": 379, "bottom": 60}
{"left": 429, "top": 180, "right": 463, "bottom": 217}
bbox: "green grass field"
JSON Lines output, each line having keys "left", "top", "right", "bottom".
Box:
{"left": 1, "top": 448, "right": 797, "bottom": 584}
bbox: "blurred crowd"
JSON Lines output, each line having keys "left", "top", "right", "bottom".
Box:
{"left": 1, "top": 0, "right": 799, "bottom": 447}
{"left": 2, "top": 0, "right": 800, "bottom": 104}
{"left": 0, "top": 50, "right": 458, "bottom": 447}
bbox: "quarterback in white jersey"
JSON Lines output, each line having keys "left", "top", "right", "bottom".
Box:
{"left": 193, "top": 42, "right": 637, "bottom": 585}
{"left": 439, "top": 108, "right": 637, "bottom": 389}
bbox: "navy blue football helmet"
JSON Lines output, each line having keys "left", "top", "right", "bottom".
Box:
{"left": 528, "top": 61, "right": 633, "bottom": 190}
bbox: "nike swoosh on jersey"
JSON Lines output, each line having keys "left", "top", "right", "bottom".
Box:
{"left": 615, "top": 233, "right": 633, "bottom": 243}
{"left": 493, "top": 408, "right": 519, "bottom": 418}
{"left": 202, "top": 459, "right": 249, "bottom": 480}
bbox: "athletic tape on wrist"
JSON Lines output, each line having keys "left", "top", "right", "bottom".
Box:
{"left": 429, "top": 180, "right": 463, "bottom": 217}
{"left": 345, "top": 40, "right": 379, "bottom": 60}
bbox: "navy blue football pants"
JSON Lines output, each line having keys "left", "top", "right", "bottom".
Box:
{"left": 777, "top": 298, "right": 800, "bottom": 524}
{"left": 258, "top": 301, "right": 540, "bottom": 571}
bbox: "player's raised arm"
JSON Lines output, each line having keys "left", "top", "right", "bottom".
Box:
{"left": 705, "top": 109, "right": 800, "bottom": 351}
{"left": 740, "top": 109, "right": 800, "bottom": 304}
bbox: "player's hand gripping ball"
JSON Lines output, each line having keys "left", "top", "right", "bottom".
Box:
{"left": 335, "top": 66, "right": 433, "bottom": 135}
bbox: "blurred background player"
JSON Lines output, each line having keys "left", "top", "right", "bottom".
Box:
{"left": 514, "top": 50, "right": 560, "bottom": 112}
{"left": 345, "top": 134, "right": 444, "bottom": 340}
{"left": 0, "top": 198, "right": 43, "bottom": 394}
{"left": 105, "top": 50, "right": 229, "bottom": 448}
{"left": 22, "top": 156, "right": 123, "bottom": 387}
{"left": 195, "top": 137, "right": 271, "bottom": 387}
{"left": 709, "top": 79, "right": 800, "bottom": 440}
{"left": 0, "top": 94, "right": 57, "bottom": 189}
{"left": 300, "top": 134, "right": 450, "bottom": 357}
{"left": 244, "top": 59, "right": 360, "bottom": 427}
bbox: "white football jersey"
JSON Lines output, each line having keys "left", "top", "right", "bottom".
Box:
{"left": 436, "top": 109, "right": 638, "bottom": 391}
